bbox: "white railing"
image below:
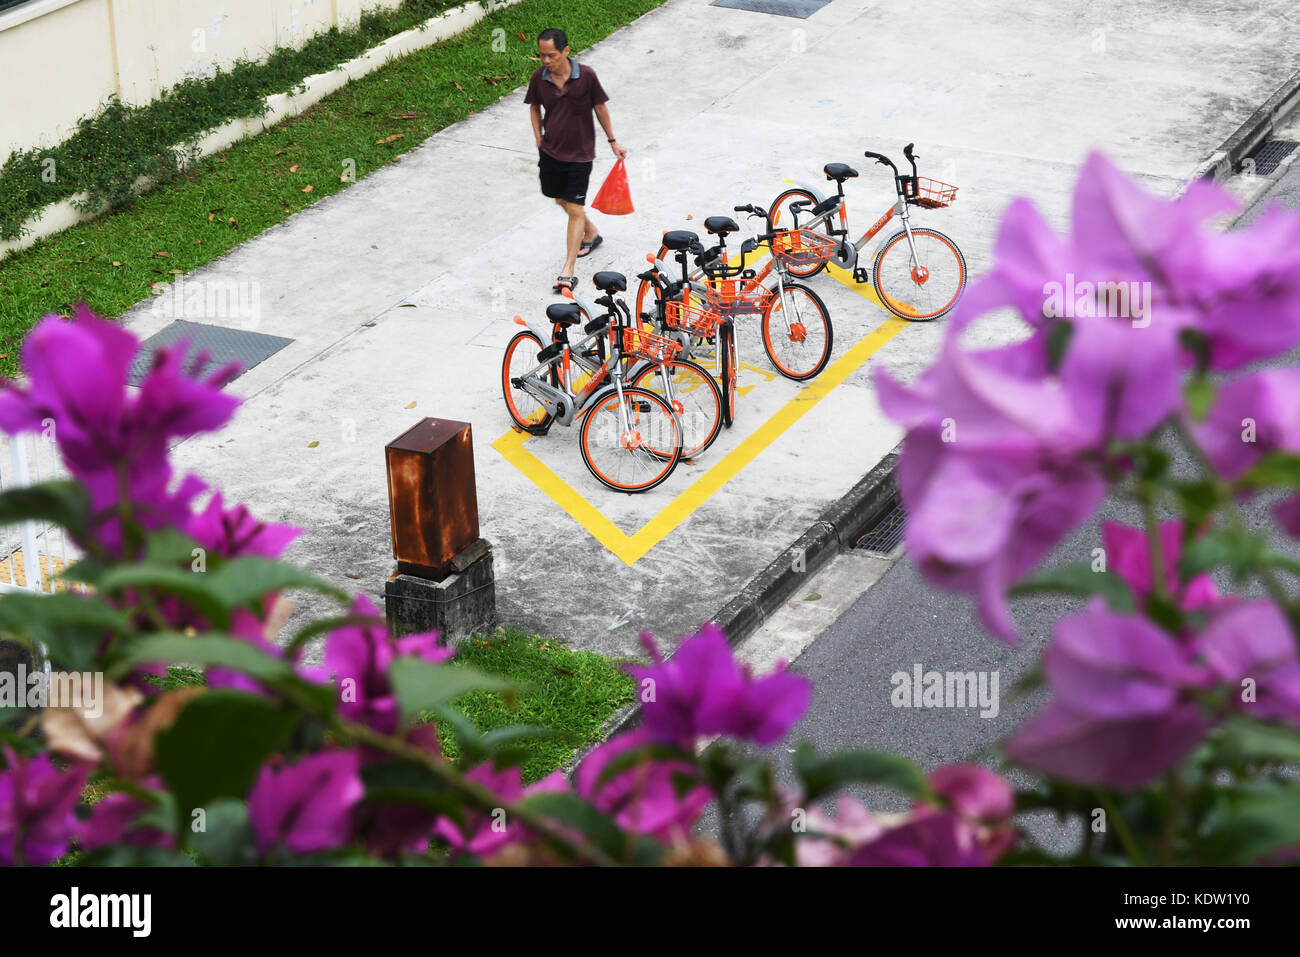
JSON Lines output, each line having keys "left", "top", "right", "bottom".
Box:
{"left": 0, "top": 432, "right": 79, "bottom": 594}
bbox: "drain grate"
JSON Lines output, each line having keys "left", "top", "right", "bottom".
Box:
{"left": 130, "top": 321, "right": 293, "bottom": 386}
{"left": 854, "top": 498, "right": 906, "bottom": 556}
{"left": 711, "top": 0, "right": 830, "bottom": 19}
{"left": 1244, "top": 139, "right": 1299, "bottom": 176}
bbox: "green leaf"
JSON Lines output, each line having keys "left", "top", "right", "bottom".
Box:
{"left": 143, "top": 528, "right": 210, "bottom": 568}
{"left": 518, "top": 791, "right": 656, "bottom": 864}
{"left": 1195, "top": 784, "right": 1300, "bottom": 865}
{"left": 1213, "top": 717, "right": 1300, "bottom": 766}
{"left": 1131, "top": 446, "right": 1170, "bottom": 482}
{"left": 794, "top": 744, "right": 931, "bottom": 802}
{"left": 96, "top": 566, "right": 230, "bottom": 627}
{"left": 78, "top": 845, "right": 198, "bottom": 867}
{"left": 110, "top": 634, "right": 293, "bottom": 684}
{"left": 1183, "top": 377, "right": 1216, "bottom": 422}
{"left": 480, "top": 724, "right": 568, "bottom": 754}
{"left": 154, "top": 690, "right": 300, "bottom": 838}
{"left": 0, "top": 593, "right": 130, "bottom": 672}
{"left": 594, "top": 739, "right": 697, "bottom": 789}
{"left": 207, "top": 557, "right": 347, "bottom": 611}
{"left": 1179, "top": 327, "right": 1211, "bottom": 376}
{"left": 1179, "top": 527, "right": 1265, "bottom": 583}
{"left": 1046, "top": 319, "right": 1075, "bottom": 372}
{"left": 389, "top": 658, "right": 513, "bottom": 722}
{"left": 1237, "top": 452, "right": 1300, "bottom": 491}
{"left": 1009, "top": 563, "right": 1135, "bottom": 613}
{"left": 0, "top": 481, "right": 90, "bottom": 536}
{"left": 1168, "top": 479, "right": 1223, "bottom": 531}
{"left": 188, "top": 798, "right": 258, "bottom": 866}
{"left": 1143, "top": 591, "right": 1186, "bottom": 633}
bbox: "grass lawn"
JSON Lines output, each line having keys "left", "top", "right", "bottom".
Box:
{"left": 0, "top": 0, "right": 666, "bottom": 377}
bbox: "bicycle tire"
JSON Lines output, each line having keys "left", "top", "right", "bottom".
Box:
{"left": 633, "top": 243, "right": 672, "bottom": 329}
{"left": 871, "top": 227, "right": 967, "bottom": 321}
{"left": 579, "top": 386, "right": 682, "bottom": 493}
{"left": 768, "top": 187, "right": 835, "bottom": 279}
{"left": 719, "top": 321, "right": 737, "bottom": 428}
{"left": 760, "top": 283, "right": 833, "bottom": 381}
{"left": 629, "top": 357, "right": 723, "bottom": 459}
{"left": 501, "top": 330, "right": 555, "bottom": 433}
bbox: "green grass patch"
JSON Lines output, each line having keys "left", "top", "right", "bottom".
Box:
{"left": 431, "top": 627, "right": 637, "bottom": 782}
{"left": 0, "top": 0, "right": 666, "bottom": 377}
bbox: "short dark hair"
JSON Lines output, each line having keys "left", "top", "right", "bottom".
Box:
{"left": 538, "top": 28, "right": 568, "bottom": 51}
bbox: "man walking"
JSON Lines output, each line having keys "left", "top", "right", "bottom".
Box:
{"left": 525, "top": 28, "right": 628, "bottom": 292}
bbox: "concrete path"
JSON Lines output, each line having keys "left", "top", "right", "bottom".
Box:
{"left": 121, "top": 0, "right": 1300, "bottom": 658}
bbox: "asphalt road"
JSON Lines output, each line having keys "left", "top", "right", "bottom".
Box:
{"left": 760, "top": 144, "right": 1300, "bottom": 857}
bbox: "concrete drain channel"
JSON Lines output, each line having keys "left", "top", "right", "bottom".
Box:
{"left": 1244, "top": 138, "right": 1299, "bottom": 175}
{"left": 129, "top": 320, "right": 293, "bottom": 386}
{"left": 853, "top": 496, "right": 905, "bottom": 558}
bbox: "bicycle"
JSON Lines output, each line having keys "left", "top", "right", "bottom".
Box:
{"left": 636, "top": 218, "right": 834, "bottom": 424}
{"left": 500, "top": 271, "right": 685, "bottom": 493}
{"left": 768, "top": 143, "right": 967, "bottom": 321}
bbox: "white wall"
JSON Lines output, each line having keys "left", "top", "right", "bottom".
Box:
{"left": 0, "top": 0, "right": 407, "bottom": 159}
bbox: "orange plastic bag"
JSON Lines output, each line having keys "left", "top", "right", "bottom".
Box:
{"left": 591, "top": 158, "right": 634, "bottom": 215}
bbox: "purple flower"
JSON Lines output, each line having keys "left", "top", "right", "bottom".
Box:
{"left": 793, "top": 796, "right": 883, "bottom": 867}
{"left": 76, "top": 776, "right": 174, "bottom": 852}
{"left": 0, "top": 308, "right": 239, "bottom": 553}
{"left": 1102, "top": 520, "right": 1219, "bottom": 611}
{"left": 845, "top": 809, "right": 989, "bottom": 867}
{"left": 314, "top": 596, "right": 453, "bottom": 735}
{"left": 1200, "top": 601, "right": 1300, "bottom": 726}
{"left": 1192, "top": 369, "right": 1300, "bottom": 480}
{"left": 629, "top": 626, "right": 811, "bottom": 746}
{"left": 1005, "top": 603, "right": 1213, "bottom": 790}
{"left": 187, "top": 492, "right": 301, "bottom": 561}
{"left": 575, "top": 728, "right": 711, "bottom": 844}
{"left": 248, "top": 750, "right": 364, "bottom": 856}
{"left": 929, "top": 764, "right": 1017, "bottom": 861}
{"left": 432, "top": 764, "right": 568, "bottom": 859}
{"left": 0, "top": 748, "right": 90, "bottom": 866}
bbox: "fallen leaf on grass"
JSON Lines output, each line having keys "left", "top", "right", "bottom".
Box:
{"left": 389, "top": 112, "right": 422, "bottom": 119}
{"left": 193, "top": 240, "right": 201, "bottom": 245}
{"left": 301, "top": 185, "right": 313, "bottom": 193}
{"left": 454, "top": 82, "right": 463, "bottom": 90}
{"left": 517, "top": 30, "right": 527, "bottom": 40}
{"left": 112, "top": 261, "right": 122, "bottom": 267}
{"left": 169, "top": 269, "right": 183, "bottom": 275}
{"left": 208, "top": 213, "right": 215, "bottom": 221}
{"left": 228, "top": 217, "right": 237, "bottom": 224}
{"left": 274, "top": 150, "right": 285, "bottom": 156}
{"left": 289, "top": 164, "right": 300, "bottom": 172}
{"left": 155, "top": 251, "right": 171, "bottom": 258}
{"left": 375, "top": 134, "right": 405, "bottom": 145}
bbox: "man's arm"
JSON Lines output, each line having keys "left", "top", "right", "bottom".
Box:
{"left": 530, "top": 102, "right": 543, "bottom": 149}
{"left": 593, "top": 103, "right": 628, "bottom": 160}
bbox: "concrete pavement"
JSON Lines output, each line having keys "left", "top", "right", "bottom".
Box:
{"left": 117, "top": 0, "right": 1300, "bottom": 660}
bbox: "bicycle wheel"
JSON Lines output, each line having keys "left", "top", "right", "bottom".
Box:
{"left": 719, "top": 321, "right": 737, "bottom": 428}
{"left": 633, "top": 244, "right": 672, "bottom": 328}
{"left": 629, "top": 358, "right": 723, "bottom": 459}
{"left": 761, "top": 283, "right": 833, "bottom": 381}
{"left": 871, "top": 227, "right": 967, "bottom": 321}
{"left": 579, "top": 387, "right": 682, "bottom": 493}
{"left": 501, "top": 330, "right": 554, "bottom": 433}
{"left": 768, "top": 187, "right": 836, "bottom": 279}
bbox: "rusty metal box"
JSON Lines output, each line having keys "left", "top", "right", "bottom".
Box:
{"left": 385, "top": 418, "right": 479, "bottom": 580}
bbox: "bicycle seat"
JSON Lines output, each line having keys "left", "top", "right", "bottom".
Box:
{"left": 662, "top": 230, "right": 700, "bottom": 251}
{"left": 545, "top": 302, "right": 582, "bottom": 326}
{"left": 824, "top": 162, "right": 859, "bottom": 181}
{"left": 704, "top": 216, "right": 739, "bottom": 236}
{"left": 592, "top": 270, "right": 627, "bottom": 293}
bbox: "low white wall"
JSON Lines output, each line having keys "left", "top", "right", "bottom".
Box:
{"left": 0, "top": 0, "right": 408, "bottom": 159}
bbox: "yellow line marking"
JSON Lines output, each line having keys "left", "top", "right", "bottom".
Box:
{"left": 493, "top": 316, "right": 909, "bottom": 565}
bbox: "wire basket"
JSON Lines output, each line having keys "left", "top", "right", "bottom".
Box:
{"left": 907, "top": 177, "right": 958, "bottom": 208}
{"left": 702, "top": 282, "right": 766, "bottom": 316}
{"left": 663, "top": 298, "right": 723, "bottom": 338}
{"left": 623, "top": 326, "right": 681, "bottom": 363}
{"left": 772, "top": 228, "right": 839, "bottom": 267}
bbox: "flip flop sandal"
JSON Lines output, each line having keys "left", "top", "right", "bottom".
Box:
{"left": 577, "top": 235, "right": 603, "bottom": 257}
{"left": 552, "top": 275, "right": 577, "bottom": 292}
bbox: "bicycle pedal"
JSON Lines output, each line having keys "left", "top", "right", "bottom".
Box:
{"left": 852, "top": 267, "right": 871, "bottom": 284}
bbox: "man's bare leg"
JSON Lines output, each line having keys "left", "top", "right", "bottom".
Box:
{"left": 558, "top": 199, "right": 587, "bottom": 278}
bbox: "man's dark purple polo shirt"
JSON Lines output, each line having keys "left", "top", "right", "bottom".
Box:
{"left": 524, "top": 57, "right": 609, "bottom": 164}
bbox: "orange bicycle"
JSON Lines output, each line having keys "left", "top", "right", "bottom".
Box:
{"left": 768, "top": 143, "right": 967, "bottom": 321}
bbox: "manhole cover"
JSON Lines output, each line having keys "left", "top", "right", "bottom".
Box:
{"left": 130, "top": 320, "right": 293, "bottom": 386}
{"left": 711, "top": 0, "right": 830, "bottom": 19}
{"left": 854, "top": 498, "right": 905, "bottom": 556}
{"left": 1245, "top": 139, "right": 1299, "bottom": 176}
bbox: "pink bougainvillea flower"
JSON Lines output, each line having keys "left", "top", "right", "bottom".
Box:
{"left": 629, "top": 625, "right": 811, "bottom": 746}
{"left": 0, "top": 748, "right": 90, "bottom": 866}
{"left": 1199, "top": 601, "right": 1300, "bottom": 727}
{"left": 1005, "top": 603, "right": 1213, "bottom": 790}
{"left": 0, "top": 308, "right": 240, "bottom": 553}
{"left": 186, "top": 492, "right": 301, "bottom": 561}
{"left": 793, "top": 796, "right": 883, "bottom": 867}
{"left": 76, "top": 775, "right": 174, "bottom": 852}
{"left": 1101, "top": 519, "right": 1219, "bottom": 611}
{"left": 1191, "top": 368, "right": 1300, "bottom": 481}
{"left": 248, "top": 749, "right": 364, "bottom": 856}
{"left": 433, "top": 763, "right": 568, "bottom": 859}
{"left": 928, "top": 763, "right": 1016, "bottom": 860}
{"left": 311, "top": 595, "right": 453, "bottom": 735}
{"left": 575, "top": 727, "right": 711, "bottom": 844}
{"left": 845, "top": 808, "right": 990, "bottom": 867}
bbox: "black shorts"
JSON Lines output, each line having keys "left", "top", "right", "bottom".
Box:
{"left": 538, "top": 149, "right": 593, "bottom": 205}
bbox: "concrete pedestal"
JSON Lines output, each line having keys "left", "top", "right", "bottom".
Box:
{"left": 384, "top": 538, "right": 495, "bottom": 641}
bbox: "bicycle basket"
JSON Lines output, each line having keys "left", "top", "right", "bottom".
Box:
{"left": 772, "top": 228, "right": 839, "bottom": 267}
{"left": 663, "top": 298, "right": 723, "bottom": 338}
{"left": 623, "top": 326, "right": 682, "bottom": 363}
{"left": 907, "top": 177, "right": 958, "bottom": 208}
